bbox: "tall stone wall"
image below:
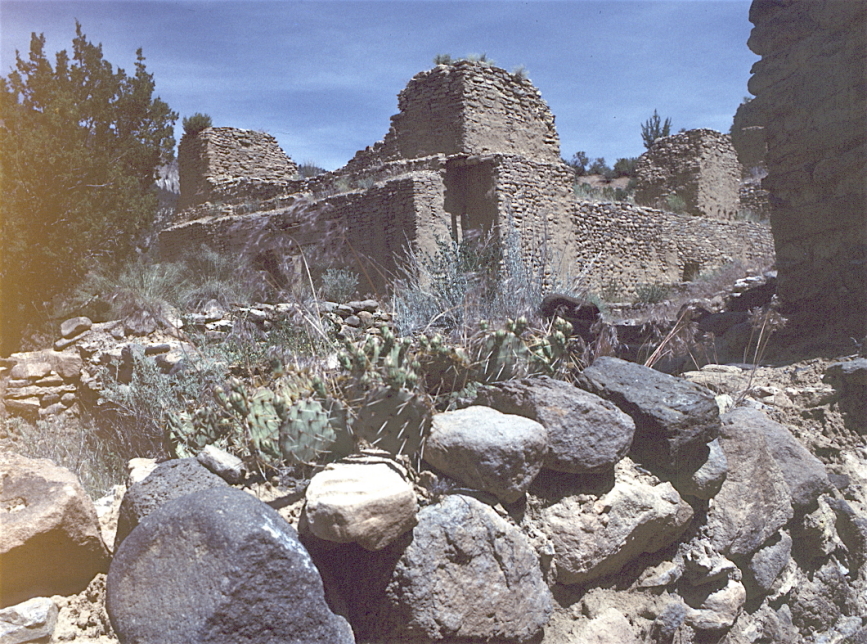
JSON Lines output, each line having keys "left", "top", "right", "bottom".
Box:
{"left": 571, "top": 201, "right": 775, "bottom": 297}
{"left": 177, "top": 127, "right": 299, "bottom": 211}
{"left": 746, "top": 0, "right": 866, "bottom": 337}
{"left": 634, "top": 129, "right": 742, "bottom": 220}
{"left": 345, "top": 61, "right": 562, "bottom": 172}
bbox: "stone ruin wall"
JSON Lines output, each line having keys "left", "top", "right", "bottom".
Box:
{"left": 634, "top": 129, "right": 742, "bottom": 220}
{"left": 572, "top": 201, "right": 775, "bottom": 298}
{"left": 746, "top": 0, "right": 866, "bottom": 336}
{"left": 345, "top": 61, "right": 561, "bottom": 172}
{"left": 161, "top": 171, "right": 450, "bottom": 292}
{"left": 162, "top": 61, "right": 774, "bottom": 301}
{"left": 176, "top": 127, "right": 299, "bottom": 211}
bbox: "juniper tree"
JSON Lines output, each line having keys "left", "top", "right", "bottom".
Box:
{"left": 0, "top": 22, "right": 177, "bottom": 353}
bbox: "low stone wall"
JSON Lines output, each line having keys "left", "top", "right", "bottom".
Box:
{"left": 161, "top": 172, "right": 451, "bottom": 291}
{"left": 634, "top": 129, "right": 742, "bottom": 221}
{"left": 745, "top": 0, "right": 866, "bottom": 336}
{"left": 571, "top": 201, "right": 775, "bottom": 297}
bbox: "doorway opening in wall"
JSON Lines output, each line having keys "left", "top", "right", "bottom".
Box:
{"left": 444, "top": 157, "right": 498, "bottom": 243}
{"left": 682, "top": 261, "right": 702, "bottom": 282}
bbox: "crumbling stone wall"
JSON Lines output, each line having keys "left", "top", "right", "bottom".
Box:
{"left": 571, "top": 201, "right": 775, "bottom": 297}
{"left": 161, "top": 172, "right": 450, "bottom": 291}
{"left": 745, "top": 0, "right": 866, "bottom": 336}
{"left": 177, "top": 127, "right": 299, "bottom": 211}
{"left": 163, "top": 62, "right": 773, "bottom": 299}
{"left": 634, "top": 129, "right": 742, "bottom": 220}
{"left": 346, "top": 61, "right": 561, "bottom": 171}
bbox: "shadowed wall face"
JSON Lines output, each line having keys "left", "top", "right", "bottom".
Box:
{"left": 746, "top": 0, "right": 867, "bottom": 337}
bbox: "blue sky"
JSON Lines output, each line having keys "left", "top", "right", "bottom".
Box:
{"left": 1, "top": 1, "right": 757, "bottom": 171}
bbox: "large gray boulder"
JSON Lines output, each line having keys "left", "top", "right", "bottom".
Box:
{"left": 0, "top": 454, "right": 109, "bottom": 607}
{"left": 474, "top": 376, "right": 635, "bottom": 473}
{"left": 373, "top": 494, "right": 552, "bottom": 642}
{"left": 531, "top": 458, "right": 693, "bottom": 585}
{"left": 707, "top": 408, "right": 794, "bottom": 557}
{"left": 107, "top": 486, "right": 355, "bottom": 644}
{"left": 746, "top": 408, "right": 831, "bottom": 510}
{"left": 114, "top": 458, "right": 227, "bottom": 550}
{"left": 576, "top": 357, "right": 720, "bottom": 475}
{"left": 424, "top": 406, "right": 547, "bottom": 503}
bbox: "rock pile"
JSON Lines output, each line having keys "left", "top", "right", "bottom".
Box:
{"left": 2, "top": 353, "right": 865, "bottom": 642}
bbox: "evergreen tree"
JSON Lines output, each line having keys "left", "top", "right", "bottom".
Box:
{"left": 0, "top": 23, "right": 177, "bottom": 353}
{"left": 641, "top": 110, "right": 672, "bottom": 149}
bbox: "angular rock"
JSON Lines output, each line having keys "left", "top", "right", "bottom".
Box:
{"left": 0, "top": 454, "right": 109, "bottom": 607}
{"left": 0, "top": 597, "right": 58, "bottom": 644}
{"left": 534, "top": 458, "right": 693, "bottom": 585}
{"left": 374, "top": 494, "right": 552, "bottom": 642}
{"left": 576, "top": 357, "right": 720, "bottom": 475}
{"left": 686, "top": 579, "right": 746, "bottom": 632}
{"left": 676, "top": 437, "right": 728, "bottom": 500}
{"left": 60, "top": 316, "right": 92, "bottom": 339}
{"left": 746, "top": 408, "right": 831, "bottom": 510}
{"left": 424, "top": 406, "right": 547, "bottom": 503}
{"left": 749, "top": 531, "right": 792, "bottom": 594}
{"left": 8, "top": 361, "right": 51, "bottom": 381}
{"left": 114, "top": 458, "right": 227, "bottom": 550}
{"left": 650, "top": 601, "right": 687, "bottom": 643}
{"left": 196, "top": 445, "right": 246, "bottom": 484}
{"left": 707, "top": 408, "right": 793, "bottom": 557}
{"left": 474, "top": 376, "right": 635, "bottom": 473}
{"left": 573, "top": 607, "right": 640, "bottom": 644}
{"left": 107, "top": 487, "right": 354, "bottom": 644}
{"left": 303, "top": 461, "right": 418, "bottom": 551}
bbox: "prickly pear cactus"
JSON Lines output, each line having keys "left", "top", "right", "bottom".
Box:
{"left": 474, "top": 317, "right": 532, "bottom": 383}
{"left": 352, "top": 385, "right": 431, "bottom": 457}
{"left": 415, "top": 333, "right": 473, "bottom": 395}
{"left": 278, "top": 396, "right": 353, "bottom": 464}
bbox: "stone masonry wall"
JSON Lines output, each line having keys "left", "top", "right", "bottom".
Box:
{"left": 746, "top": 0, "right": 867, "bottom": 336}
{"left": 161, "top": 172, "right": 449, "bottom": 292}
{"left": 572, "top": 201, "right": 775, "bottom": 297}
{"left": 634, "top": 129, "right": 742, "bottom": 220}
{"left": 345, "top": 61, "right": 561, "bottom": 173}
{"left": 177, "top": 127, "right": 299, "bottom": 211}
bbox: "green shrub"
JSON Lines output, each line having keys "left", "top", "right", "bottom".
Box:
{"left": 319, "top": 268, "right": 359, "bottom": 302}
{"left": 2, "top": 415, "right": 126, "bottom": 498}
{"left": 182, "top": 112, "right": 213, "bottom": 136}
{"left": 587, "top": 157, "right": 612, "bottom": 177}
{"left": 433, "top": 53, "right": 453, "bottom": 65}
{"left": 665, "top": 194, "right": 688, "bottom": 214}
{"left": 613, "top": 157, "right": 638, "bottom": 178}
{"left": 565, "top": 151, "right": 589, "bottom": 176}
{"left": 297, "top": 162, "right": 326, "bottom": 178}
{"left": 512, "top": 65, "right": 529, "bottom": 80}
{"left": 634, "top": 283, "right": 670, "bottom": 304}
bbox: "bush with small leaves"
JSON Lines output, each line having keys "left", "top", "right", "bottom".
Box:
{"left": 182, "top": 112, "right": 213, "bottom": 137}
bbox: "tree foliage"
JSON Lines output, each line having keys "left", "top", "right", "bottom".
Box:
{"left": 0, "top": 23, "right": 177, "bottom": 353}
{"left": 641, "top": 109, "right": 672, "bottom": 149}
{"left": 182, "top": 112, "right": 212, "bottom": 137}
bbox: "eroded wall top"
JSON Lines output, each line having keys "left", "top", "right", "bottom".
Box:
{"left": 177, "top": 127, "right": 299, "bottom": 210}
{"left": 348, "top": 61, "right": 562, "bottom": 170}
{"left": 633, "top": 129, "right": 741, "bottom": 220}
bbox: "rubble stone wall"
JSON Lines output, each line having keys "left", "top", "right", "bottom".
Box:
{"left": 634, "top": 129, "right": 742, "bottom": 220}
{"left": 161, "top": 172, "right": 450, "bottom": 291}
{"left": 746, "top": 0, "right": 867, "bottom": 335}
{"left": 572, "top": 201, "right": 775, "bottom": 297}
{"left": 345, "top": 61, "right": 561, "bottom": 172}
{"left": 177, "top": 127, "right": 299, "bottom": 211}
